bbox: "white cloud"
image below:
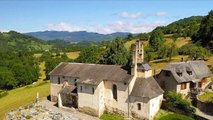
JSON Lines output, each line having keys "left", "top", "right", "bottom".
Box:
{"left": 156, "top": 11, "right": 167, "bottom": 16}
{"left": 45, "top": 21, "right": 167, "bottom": 34}
{"left": 46, "top": 22, "right": 83, "bottom": 31}
{"left": 118, "top": 11, "right": 167, "bottom": 19}
{"left": 120, "top": 11, "right": 143, "bottom": 19}
{"left": 0, "top": 28, "right": 9, "bottom": 32}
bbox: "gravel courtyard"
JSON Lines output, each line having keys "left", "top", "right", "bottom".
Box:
{"left": 39, "top": 99, "right": 100, "bottom": 120}
{"left": 6, "top": 98, "right": 100, "bottom": 120}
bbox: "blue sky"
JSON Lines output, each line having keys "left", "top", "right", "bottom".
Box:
{"left": 0, "top": 0, "right": 212, "bottom": 34}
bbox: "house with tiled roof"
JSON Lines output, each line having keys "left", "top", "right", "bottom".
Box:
{"left": 156, "top": 61, "right": 212, "bottom": 97}
{"left": 49, "top": 40, "right": 164, "bottom": 120}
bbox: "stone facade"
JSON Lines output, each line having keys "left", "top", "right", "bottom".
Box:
{"left": 50, "top": 40, "right": 163, "bottom": 120}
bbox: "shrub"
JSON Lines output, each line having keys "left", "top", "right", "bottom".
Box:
{"left": 178, "top": 44, "right": 211, "bottom": 59}
{"left": 166, "top": 91, "right": 195, "bottom": 113}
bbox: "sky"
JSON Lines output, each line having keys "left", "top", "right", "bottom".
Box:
{"left": 0, "top": 0, "right": 212, "bottom": 34}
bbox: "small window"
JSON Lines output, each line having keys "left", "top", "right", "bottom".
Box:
{"left": 187, "top": 71, "right": 192, "bottom": 75}
{"left": 92, "top": 87, "right": 95, "bottom": 94}
{"left": 165, "top": 71, "right": 170, "bottom": 77}
{"left": 181, "top": 83, "right": 187, "bottom": 90}
{"left": 177, "top": 72, "right": 182, "bottom": 77}
{"left": 112, "top": 84, "right": 117, "bottom": 101}
{"left": 137, "top": 103, "right": 141, "bottom": 110}
{"left": 198, "top": 82, "right": 202, "bottom": 88}
{"left": 58, "top": 77, "right": 60, "bottom": 84}
{"left": 80, "top": 86, "right": 83, "bottom": 92}
{"left": 74, "top": 79, "right": 77, "bottom": 86}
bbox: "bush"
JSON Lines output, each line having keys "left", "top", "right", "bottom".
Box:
{"left": 179, "top": 44, "right": 211, "bottom": 59}
{"left": 159, "top": 113, "right": 194, "bottom": 120}
{"left": 166, "top": 91, "right": 195, "bottom": 113}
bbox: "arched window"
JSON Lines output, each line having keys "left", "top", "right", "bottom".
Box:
{"left": 58, "top": 77, "right": 60, "bottom": 84}
{"left": 137, "top": 103, "right": 141, "bottom": 110}
{"left": 80, "top": 86, "right": 83, "bottom": 92}
{"left": 92, "top": 87, "right": 95, "bottom": 94}
{"left": 112, "top": 84, "right": 117, "bottom": 101}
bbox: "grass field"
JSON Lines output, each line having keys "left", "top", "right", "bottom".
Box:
{"left": 33, "top": 51, "right": 80, "bottom": 60}
{"left": 66, "top": 51, "right": 80, "bottom": 59}
{"left": 0, "top": 61, "right": 50, "bottom": 119}
{"left": 149, "top": 54, "right": 213, "bottom": 75}
{"left": 0, "top": 81, "right": 50, "bottom": 119}
{"left": 198, "top": 92, "right": 213, "bottom": 102}
{"left": 165, "top": 37, "right": 191, "bottom": 48}
{"left": 33, "top": 53, "right": 42, "bottom": 58}
{"left": 154, "top": 109, "right": 194, "bottom": 120}
{"left": 158, "top": 113, "right": 194, "bottom": 120}
{"left": 154, "top": 109, "right": 173, "bottom": 120}
{"left": 150, "top": 55, "right": 189, "bottom": 74}
{"left": 124, "top": 35, "right": 191, "bottom": 50}
{"left": 124, "top": 39, "right": 148, "bottom": 50}
{"left": 100, "top": 113, "right": 124, "bottom": 120}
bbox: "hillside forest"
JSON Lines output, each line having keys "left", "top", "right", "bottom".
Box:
{"left": 0, "top": 10, "right": 213, "bottom": 91}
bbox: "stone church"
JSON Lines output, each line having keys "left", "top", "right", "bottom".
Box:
{"left": 49, "top": 40, "right": 164, "bottom": 120}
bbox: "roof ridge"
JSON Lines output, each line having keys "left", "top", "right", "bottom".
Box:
{"left": 67, "top": 62, "right": 122, "bottom": 67}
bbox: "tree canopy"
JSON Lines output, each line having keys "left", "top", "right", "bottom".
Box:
{"left": 0, "top": 51, "right": 39, "bottom": 89}
{"left": 192, "top": 10, "right": 213, "bottom": 51}
{"left": 149, "top": 28, "right": 164, "bottom": 51}
{"left": 100, "top": 37, "right": 129, "bottom": 65}
{"left": 76, "top": 46, "right": 102, "bottom": 64}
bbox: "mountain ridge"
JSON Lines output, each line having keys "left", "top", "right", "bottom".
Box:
{"left": 25, "top": 31, "right": 132, "bottom": 42}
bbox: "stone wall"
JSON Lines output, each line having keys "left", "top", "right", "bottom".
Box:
{"left": 196, "top": 96, "right": 213, "bottom": 115}
{"left": 156, "top": 71, "right": 178, "bottom": 95}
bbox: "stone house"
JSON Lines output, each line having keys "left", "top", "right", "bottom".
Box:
{"left": 49, "top": 40, "right": 164, "bottom": 120}
{"left": 156, "top": 61, "right": 212, "bottom": 97}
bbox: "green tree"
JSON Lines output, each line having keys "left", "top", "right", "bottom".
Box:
{"left": 12, "top": 63, "right": 32, "bottom": 86}
{"left": 100, "top": 37, "right": 129, "bottom": 65}
{"left": 0, "top": 67, "right": 17, "bottom": 89}
{"left": 193, "top": 10, "right": 213, "bottom": 50}
{"left": 167, "top": 44, "right": 178, "bottom": 61}
{"left": 126, "top": 33, "right": 134, "bottom": 41}
{"left": 77, "top": 46, "right": 102, "bottom": 64}
{"left": 144, "top": 46, "right": 156, "bottom": 62}
{"left": 137, "top": 33, "right": 149, "bottom": 40}
{"left": 179, "top": 44, "right": 211, "bottom": 60}
{"left": 149, "top": 29, "right": 164, "bottom": 51}
{"left": 172, "top": 33, "right": 179, "bottom": 42}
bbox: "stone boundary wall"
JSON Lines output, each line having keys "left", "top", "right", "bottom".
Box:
{"left": 196, "top": 96, "right": 213, "bottom": 115}
{"left": 161, "top": 102, "right": 194, "bottom": 117}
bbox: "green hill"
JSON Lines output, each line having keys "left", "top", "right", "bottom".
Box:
{"left": 0, "top": 31, "right": 52, "bottom": 52}
{"left": 162, "top": 16, "right": 203, "bottom": 37}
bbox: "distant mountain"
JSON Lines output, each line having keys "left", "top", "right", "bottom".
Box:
{"left": 0, "top": 31, "right": 50, "bottom": 52}
{"left": 25, "top": 31, "right": 131, "bottom": 42}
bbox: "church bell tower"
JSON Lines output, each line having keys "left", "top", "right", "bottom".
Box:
{"left": 131, "top": 40, "right": 152, "bottom": 78}
{"left": 131, "top": 40, "right": 144, "bottom": 76}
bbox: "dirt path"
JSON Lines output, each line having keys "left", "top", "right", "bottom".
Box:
{"left": 195, "top": 108, "right": 213, "bottom": 120}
